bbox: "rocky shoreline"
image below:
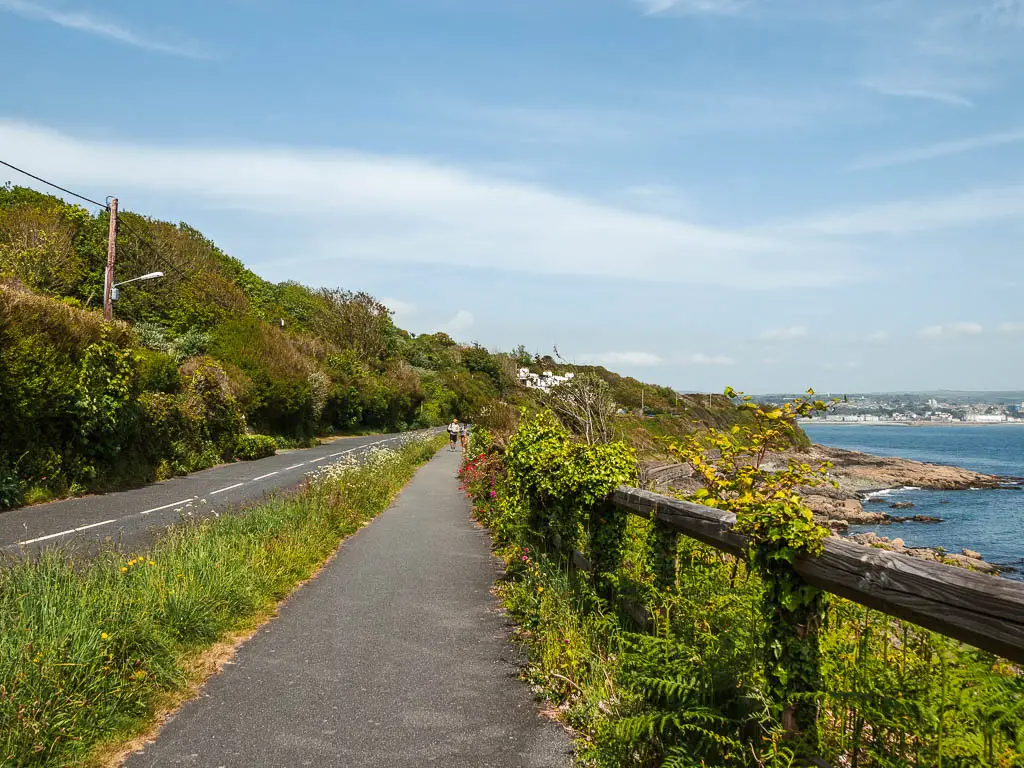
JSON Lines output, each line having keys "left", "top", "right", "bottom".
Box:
{"left": 641, "top": 444, "right": 1020, "bottom": 575}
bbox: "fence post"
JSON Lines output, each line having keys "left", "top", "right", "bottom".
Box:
{"left": 649, "top": 519, "right": 678, "bottom": 592}
{"left": 761, "top": 561, "right": 824, "bottom": 754}
{"left": 588, "top": 500, "right": 627, "bottom": 593}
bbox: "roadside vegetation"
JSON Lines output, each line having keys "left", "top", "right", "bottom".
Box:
{"left": 0, "top": 434, "right": 444, "bottom": 767}
{"left": 0, "top": 183, "right": 755, "bottom": 509}
{"left": 460, "top": 398, "right": 1024, "bottom": 767}
{"left": 0, "top": 184, "right": 521, "bottom": 508}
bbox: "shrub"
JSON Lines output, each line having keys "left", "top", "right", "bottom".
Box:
{"left": 134, "top": 321, "right": 172, "bottom": 353}
{"left": 136, "top": 349, "right": 181, "bottom": 393}
{"left": 179, "top": 356, "right": 246, "bottom": 457}
{"left": 0, "top": 466, "right": 22, "bottom": 510}
{"left": 235, "top": 434, "right": 278, "bottom": 460}
{"left": 171, "top": 327, "right": 210, "bottom": 361}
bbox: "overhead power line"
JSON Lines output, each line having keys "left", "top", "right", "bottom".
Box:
{"left": 117, "top": 217, "right": 191, "bottom": 283}
{"left": 0, "top": 158, "right": 193, "bottom": 283}
{"left": 0, "top": 159, "right": 110, "bottom": 210}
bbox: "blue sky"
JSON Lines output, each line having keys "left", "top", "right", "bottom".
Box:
{"left": 2, "top": 0, "right": 1024, "bottom": 393}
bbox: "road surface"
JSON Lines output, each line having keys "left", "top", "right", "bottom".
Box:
{"left": 0, "top": 431, "right": 428, "bottom": 555}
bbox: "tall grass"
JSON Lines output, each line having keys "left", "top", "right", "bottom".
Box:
{"left": 0, "top": 434, "right": 443, "bottom": 767}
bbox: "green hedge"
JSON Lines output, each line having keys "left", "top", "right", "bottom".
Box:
{"left": 235, "top": 434, "right": 278, "bottom": 460}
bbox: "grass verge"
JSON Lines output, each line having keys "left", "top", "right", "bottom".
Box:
{"left": 0, "top": 434, "right": 445, "bottom": 767}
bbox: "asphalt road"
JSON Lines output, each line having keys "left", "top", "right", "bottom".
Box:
{"left": 125, "top": 448, "right": 571, "bottom": 768}
{"left": 0, "top": 431, "right": 430, "bottom": 555}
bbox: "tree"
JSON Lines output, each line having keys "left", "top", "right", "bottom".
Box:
{"left": 544, "top": 372, "right": 615, "bottom": 445}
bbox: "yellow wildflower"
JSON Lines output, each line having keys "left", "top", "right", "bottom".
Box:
{"left": 121, "top": 567, "right": 128, "bottom": 573}
{"left": 101, "top": 633, "right": 109, "bottom": 640}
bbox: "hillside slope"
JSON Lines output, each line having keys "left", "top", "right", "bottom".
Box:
{"left": 0, "top": 183, "right": 757, "bottom": 507}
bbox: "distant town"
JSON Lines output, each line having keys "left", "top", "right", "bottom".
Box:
{"left": 760, "top": 392, "right": 1024, "bottom": 424}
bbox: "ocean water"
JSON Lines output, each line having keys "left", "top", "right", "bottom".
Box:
{"left": 801, "top": 423, "right": 1024, "bottom": 577}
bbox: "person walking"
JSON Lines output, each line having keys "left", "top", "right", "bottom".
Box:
{"left": 447, "top": 419, "right": 460, "bottom": 451}
{"left": 459, "top": 421, "right": 469, "bottom": 451}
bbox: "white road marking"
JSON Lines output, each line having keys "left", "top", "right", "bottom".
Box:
{"left": 210, "top": 483, "right": 245, "bottom": 495}
{"left": 19, "top": 529, "right": 76, "bottom": 545}
{"left": 19, "top": 518, "right": 117, "bottom": 546}
{"left": 76, "top": 519, "right": 117, "bottom": 532}
{"left": 141, "top": 499, "right": 194, "bottom": 515}
{"left": 10, "top": 434, "right": 414, "bottom": 548}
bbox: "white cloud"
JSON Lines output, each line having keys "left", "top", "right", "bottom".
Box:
{"left": 778, "top": 185, "right": 1024, "bottom": 237}
{"left": 381, "top": 297, "right": 417, "bottom": 325}
{"left": 760, "top": 326, "right": 808, "bottom": 341}
{"left": 0, "top": 120, "right": 842, "bottom": 289}
{"left": 920, "top": 322, "right": 984, "bottom": 337}
{"left": 0, "top": 0, "right": 207, "bottom": 58}
{"left": 861, "top": 80, "right": 975, "bottom": 108}
{"left": 683, "top": 353, "right": 736, "bottom": 366}
{"left": 999, "top": 322, "right": 1024, "bottom": 332}
{"left": 578, "top": 352, "right": 663, "bottom": 367}
{"left": 865, "top": 331, "right": 890, "bottom": 343}
{"left": 850, "top": 128, "right": 1024, "bottom": 171}
{"left": 442, "top": 309, "right": 474, "bottom": 334}
{"left": 636, "top": 0, "right": 748, "bottom": 15}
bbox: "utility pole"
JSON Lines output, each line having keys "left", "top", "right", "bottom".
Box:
{"left": 103, "top": 197, "right": 118, "bottom": 321}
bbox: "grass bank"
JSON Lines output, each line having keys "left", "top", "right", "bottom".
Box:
{"left": 0, "top": 434, "right": 444, "bottom": 767}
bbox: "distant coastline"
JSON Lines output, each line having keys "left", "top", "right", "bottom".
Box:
{"left": 800, "top": 419, "right": 1024, "bottom": 427}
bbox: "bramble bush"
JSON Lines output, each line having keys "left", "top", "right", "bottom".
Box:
{"left": 461, "top": 398, "right": 1024, "bottom": 768}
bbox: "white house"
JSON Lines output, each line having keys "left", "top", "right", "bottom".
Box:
{"left": 518, "top": 368, "right": 575, "bottom": 392}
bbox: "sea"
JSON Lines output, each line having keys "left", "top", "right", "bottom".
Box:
{"left": 801, "top": 423, "right": 1024, "bottom": 579}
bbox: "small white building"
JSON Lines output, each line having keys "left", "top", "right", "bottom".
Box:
{"left": 518, "top": 368, "right": 575, "bottom": 392}
{"left": 966, "top": 413, "right": 1008, "bottom": 423}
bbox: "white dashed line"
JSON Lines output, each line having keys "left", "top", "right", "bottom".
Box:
{"left": 19, "top": 530, "right": 75, "bottom": 546}
{"left": 77, "top": 519, "right": 117, "bottom": 532}
{"left": 19, "top": 518, "right": 117, "bottom": 546}
{"left": 10, "top": 435, "right": 416, "bottom": 548}
{"left": 141, "top": 499, "right": 194, "bottom": 515}
{"left": 210, "top": 483, "right": 245, "bottom": 496}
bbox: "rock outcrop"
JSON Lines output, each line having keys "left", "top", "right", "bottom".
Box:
{"left": 780, "top": 445, "right": 1004, "bottom": 493}
{"left": 848, "top": 533, "right": 1003, "bottom": 574}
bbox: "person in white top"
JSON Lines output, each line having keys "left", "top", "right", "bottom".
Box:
{"left": 447, "top": 419, "right": 460, "bottom": 451}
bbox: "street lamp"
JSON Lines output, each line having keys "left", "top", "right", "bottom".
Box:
{"left": 105, "top": 271, "right": 163, "bottom": 316}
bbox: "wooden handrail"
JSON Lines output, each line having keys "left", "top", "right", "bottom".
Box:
{"left": 611, "top": 486, "right": 1024, "bottom": 664}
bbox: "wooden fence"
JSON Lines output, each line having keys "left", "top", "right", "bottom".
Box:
{"left": 572, "top": 486, "right": 1024, "bottom": 664}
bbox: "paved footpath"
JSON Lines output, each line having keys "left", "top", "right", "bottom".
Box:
{"left": 126, "top": 448, "right": 572, "bottom": 768}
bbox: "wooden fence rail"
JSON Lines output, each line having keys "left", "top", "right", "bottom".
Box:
{"left": 610, "top": 486, "right": 1024, "bottom": 664}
